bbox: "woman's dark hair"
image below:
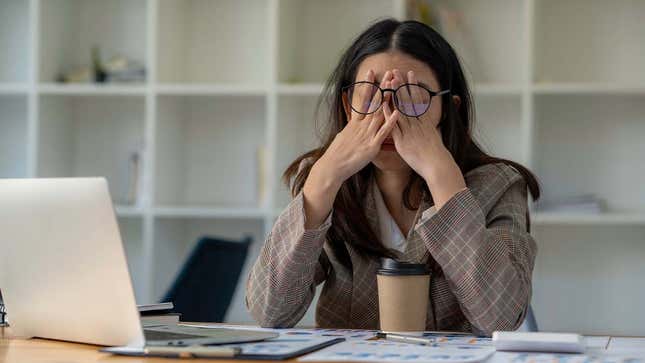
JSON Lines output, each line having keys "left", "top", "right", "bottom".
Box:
{"left": 283, "top": 18, "right": 540, "bottom": 267}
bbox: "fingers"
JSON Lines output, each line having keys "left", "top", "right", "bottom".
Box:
{"left": 372, "top": 70, "right": 392, "bottom": 116}
{"left": 375, "top": 105, "right": 399, "bottom": 144}
{"left": 406, "top": 70, "right": 424, "bottom": 118}
{"left": 382, "top": 94, "right": 393, "bottom": 119}
{"left": 391, "top": 69, "right": 411, "bottom": 132}
{"left": 368, "top": 76, "right": 392, "bottom": 135}
{"left": 392, "top": 69, "right": 404, "bottom": 89}
{"left": 398, "top": 70, "right": 417, "bottom": 117}
{"left": 384, "top": 99, "right": 404, "bottom": 144}
{"left": 391, "top": 118, "right": 403, "bottom": 144}
{"left": 353, "top": 69, "right": 375, "bottom": 121}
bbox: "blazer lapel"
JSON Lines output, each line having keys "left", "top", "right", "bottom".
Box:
{"left": 364, "top": 177, "right": 380, "bottom": 235}
{"left": 400, "top": 194, "right": 432, "bottom": 263}
{"left": 366, "top": 177, "right": 433, "bottom": 264}
{"left": 343, "top": 178, "right": 382, "bottom": 329}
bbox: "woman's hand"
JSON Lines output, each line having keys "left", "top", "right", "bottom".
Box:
{"left": 316, "top": 69, "right": 399, "bottom": 183}
{"left": 385, "top": 69, "right": 466, "bottom": 209}
{"left": 302, "top": 70, "right": 399, "bottom": 228}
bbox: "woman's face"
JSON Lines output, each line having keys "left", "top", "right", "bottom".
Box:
{"left": 348, "top": 50, "right": 445, "bottom": 174}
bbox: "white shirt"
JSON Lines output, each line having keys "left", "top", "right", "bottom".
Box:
{"left": 373, "top": 179, "right": 437, "bottom": 253}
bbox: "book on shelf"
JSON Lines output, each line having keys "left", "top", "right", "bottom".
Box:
{"left": 137, "top": 302, "right": 174, "bottom": 314}
{"left": 256, "top": 145, "right": 267, "bottom": 208}
{"left": 138, "top": 302, "right": 180, "bottom": 327}
{"left": 141, "top": 313, "right": 181, "bottom": 327}
{"left": 118, "top": 148, "right": 143, "bottom": 206}
{"left": 125, "top": 150, "right": 141, "bottom": 205}
{"left": 406, "top": 0, "right": 485, "bottom": 81}
{"left": 103, "top": 55, "right": 146, "bottom": 83}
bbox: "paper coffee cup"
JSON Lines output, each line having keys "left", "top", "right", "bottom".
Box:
{"left": 377, "top": 258, "right": 430, "bottom": 333}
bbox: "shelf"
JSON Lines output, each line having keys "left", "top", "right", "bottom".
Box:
{"left": 114, "top": 205, "right": 145, "bottom": 217}
{"left": 535, "top": 0, "right": 645, "bottom": 83}
{"left": 39, "top": 83, "right": 147, "bottom": 95}
{"left": 472, "top": 83, "right": 523, "bottom": 96}
{"left": 37, "top": 95, "right": 145, "bottom": 205}
{"left": 0, "top": 95, "right": 28, "bottom": 178}
{"left": 156, "top": 84, "right": 267, "bottom": 96}
{"left": 532, "top": 224, "right": 645, "bottom": 336}
{"left": 534, "top": 94, "right": 645, "bottom": 213}
{"left": 0, "top": 84, "right": 29, "bottom": 95}
{"left": 276, "top": 83, "right": 524, "bottom": 97}
{"left": 155, "top": 95, "right": 267, "bottom": 208}
{"left": 427, "top": 0, "right": 527, "bottom": 84}
{"left": 278, "top": 0, "right": 395, "bottom": 83}
{"left": 274, "top": 95, "right": 324, "bottom": 210}
{"left": 152, "top": 217, "right": 266, "bottom": 311}
{"left": 533, "top": 83, "right": 645, "bottom": 95}
{"left": 472, "top": 94, "right": 525, "bottom": 164}
{"left": 154, "top": 206, "right": 267, "bottom": 219}
{"left": 157, "top": 0, "right": 268, "bottom": 84}
{"left": 0, "top": 0, "right": 30, "bottom": 83}
{"left": 277, "top": 83, "right": 325, "bottom": 96}
{"left": 533, "top": 212, "right": 645, "bottom": 226}
{"left": 39, "top": 0, "right": 147, "bottom": 83}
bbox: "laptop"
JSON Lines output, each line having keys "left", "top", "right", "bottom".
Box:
{"left": 0, "top": 178, "right": 277, "bottom": 347}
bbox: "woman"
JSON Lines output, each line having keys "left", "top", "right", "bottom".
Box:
{"left": 246, "top": 19, "right": 539, "bottom": 336}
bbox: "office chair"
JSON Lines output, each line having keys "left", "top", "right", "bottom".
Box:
{"left": 160, "top": 236, "right": 252, "bottom": 323}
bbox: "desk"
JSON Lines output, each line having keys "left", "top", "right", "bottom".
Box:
{"left": 0, "top": 325, "right": 291, "bottom": 363}
{"left": 3, "top": 325, "right": 644, "bottom": 363}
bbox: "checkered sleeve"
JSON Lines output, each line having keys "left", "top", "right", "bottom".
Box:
{"left": 245, "top": 189, "right": 332, "bottom": 328}
{"left": 415, "top": 177, "right": 537, "bottom": 336}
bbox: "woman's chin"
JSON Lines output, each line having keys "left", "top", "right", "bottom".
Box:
{"left": 373, "top": 150, "right": 409, "bottom": 171}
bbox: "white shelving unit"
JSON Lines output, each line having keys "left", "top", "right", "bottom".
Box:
{"left": 1, "top": 0, "right": 643, "bottom": 334}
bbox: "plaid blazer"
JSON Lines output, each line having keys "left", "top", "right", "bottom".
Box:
{"left": 246, "top": 162, "right": 537, "bottom": 336}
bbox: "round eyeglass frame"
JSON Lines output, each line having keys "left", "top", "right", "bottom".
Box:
{"left": 342, "top": 81, "right": 451, "bottom": 117}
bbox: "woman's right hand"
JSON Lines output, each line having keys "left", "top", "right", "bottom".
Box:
{"left": 301, "top": 70, "right": 399, "bottom": 229}
{"left": 318, "top": 69, "right": 399, "bottom": 182}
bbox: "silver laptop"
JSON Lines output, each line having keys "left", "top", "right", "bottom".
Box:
{"left": 0, "top": 178, "right": 277, "bottom": 347}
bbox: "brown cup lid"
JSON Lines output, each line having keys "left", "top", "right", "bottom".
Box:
{"left": 377, "top": 258, "right": 429, "bottom": 276}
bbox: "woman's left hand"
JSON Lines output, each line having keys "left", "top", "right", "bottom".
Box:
{"left": 384, "top": 69, "right": 467, "bottom": 209}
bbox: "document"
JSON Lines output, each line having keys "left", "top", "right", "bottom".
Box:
{"left": 608, "top": 338, "right": 645, "bottom": 352}
{"left": 488, "top": 351, "right": 644, "bottom": 363}
{"left": 221, "top": 335, "right": 343, "bottom": 359}
{"left": 182, "top": 324, "right": 378, "bottom": 341}
{"left": 299, "top": 340, "right": 495, "bottom": 363}
{"left": 585, "top": 336, "right": 611, "bottom": 350}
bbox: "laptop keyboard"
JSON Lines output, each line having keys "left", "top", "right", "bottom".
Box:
{"left": 144, "top": 329, "right": 209, "bottom": 341}
{"left": 143, "top": 326, "right": 277, "bottom": 345}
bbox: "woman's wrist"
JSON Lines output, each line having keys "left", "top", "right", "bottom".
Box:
{"left": 301, "top": 159, "right": 343, "bottom": 229}
{"left": 310, "top": 157, "right": 344, "bottom": 192}
{"left": 422, "top": 152, "right": 467, "bottom": 210}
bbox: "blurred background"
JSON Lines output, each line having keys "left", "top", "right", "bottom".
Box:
{"left": 0, "top": 0, "right": 644, "bottom": 335}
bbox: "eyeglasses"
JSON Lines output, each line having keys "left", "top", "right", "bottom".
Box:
{"left": 342, "top": 81, "right": 450, "bottom": 117}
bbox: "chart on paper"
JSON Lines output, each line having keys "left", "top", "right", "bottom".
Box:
{"left": 299, "top": 340, "right": 496, "bottom": 363}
